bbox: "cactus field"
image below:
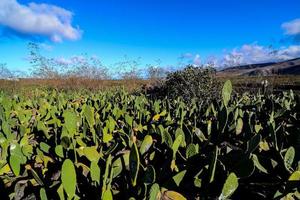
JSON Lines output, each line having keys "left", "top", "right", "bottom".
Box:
{"left": 0, "top": 81, "right": 300, "bottom": 199}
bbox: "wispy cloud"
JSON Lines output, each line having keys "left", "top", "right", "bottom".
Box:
{"left": 193, "top": 54, "right": 201, "bottom": 65}
{"left": 55, "top": 55, "right": 87, "bottom": 65}
{"left": 282, "top": 19, "right": 300, "bottom": 35}
{"left": 178, "top": 53, "right": 202, "bottom": 66}
{"left": 40, "top": 43, "right": 53, "bottom": 51}
{"left": 0, "top": 0, "right": 81, "bottom": 42}
{"left": 282, "top": 18, "right": 300, "bottom": 43}
{"left": 179, "top": 53, "right": 194, "bottom": 59}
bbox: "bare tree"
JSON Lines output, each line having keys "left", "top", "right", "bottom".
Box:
{"left": 114, "top": 56, "right": 142, "bottom": 80}
{"left": 28, "top": 42, "right": 110, "bottom": 80}
{"left": 0, "top": 63, "right": 14, "bottom": 79}
{"left": 64, "top": 55, "right": 110, "bottom": 80}
{"left": 28, "top": 42, "right": 59, "bottom": 78}
{"left": 146, "top": 64, "right": 167, "bottom": 80}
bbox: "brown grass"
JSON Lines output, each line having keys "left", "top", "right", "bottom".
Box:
{"left": 1, "top": 75, "right": 300, "bottom": 94}
{"left": 218, "top": 75, "right": 300, "bottom": 93}
{"left": 0, "top": 78, "right": 150, "bottom": 93}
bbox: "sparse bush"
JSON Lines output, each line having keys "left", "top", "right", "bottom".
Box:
{"left": 162, "top": 65, "right": 220, "bottom": 102}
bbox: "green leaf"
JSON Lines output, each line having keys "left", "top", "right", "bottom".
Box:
{"left": 107, "top": 116, "right": 116, "bottom": 133}
{"left": 173, "top": 170, "right": 187, "bottom": 186}
{"left": 149, "top": 183, "right": 160, "bottom": 200}
{"left": 112, "top": 158, "right": 123, "bottom": 178}
{"left": 22, "top": 144, "right": 33, "bottom": 158}
{"left": 83, "top": 146, "right": 100, "bottom": 162}
{"left": 0, "top": 164, "right": 11, "bottom": 176}
{"left": 207, "top": 120, "right": 212, "bottom": 136}
{"left": 162, "top": 191, "right": 187, "bottom": 200}
{"left": 140, "top": 135, "right": 153, "bottom": 155}
{"left": 102, "top": 189, "right": 113, "bottom": 200}
{"left": 125, "top": 114, "right": 133, "bottom": 127}
{"left": 90, "top": 160, "right": 101, "bottom": 185}
{"left": 37, "top": 121, "right": 50, "bottom": 139}
{"left": 209, "top": 146, "right": 218, "bottom": 183}
{"left": 103, "top": 127, "right": 113, "bottom": 144}
{"left": 194, "top": 177, "right": 202, "bottom": 188}
{"left": 289, "top": 171, "right": 300, "bottom": 181}
{"left": 2, "top": 121, "right": 11, "bottom": 138}
{"left": 162, "top": 128, "right": 173, "bottom": 147}
{"left": 194, "top": 128, "right": 207, "bottom": 142}
{"left": 9, "top": 155, "right": 21, "bottom": 176}
{"left": 40, "top": 188, "right": 48, "bottom": 200}
{"left": 9, "top": 143, "right": 26, "bottom": 176}
{"left": 170, "top": 132, "right": 183, "bottom": 172}
{"left": 55, "top": 145, "right": 64, "bottom": 158}
{"left": 186, "top": 143, "right": 197, "bottom": 158}
{"left": 172, "top": 134, "right": 183, "bottom": 159}
{"left": 219, "top": 106, "right": 228, "bottom": 133}
{"left": 254, "top": 124, "right": 262, "bottom": 133}
{"left": 63, "top": 110, "right": 77, "bottom": 137}
{"left": 259, "top": 140, "right": 270, "bottom": 152}
{"left": 29, "top": 167, "right": 44, "bottom": 186}
{"left": 102, "top": 155, "right": 112, "bottom": 190}
{"left": 284, "top": 147, "right": 295, "bottom": 172}
{"left": 40, "top": 142, "right": 50, "bottom": 153}
{"left": 175, "top": 128, "right": 186, "bottom": 147}
{"left": 84, "top": 105, "right": 95, "bottom": 128}
{"left": 236, "top": 118, "right": 243, "bottom": 135}
{"left": 219, "top": 173, "right": 239, "bottom": 200}
{"left": 61, "top": 159, "right": 77, "bottom": 198}
{"left": 57, "top": 184, "right": 65, "bottom": 200}
{"left": 222, "top": 80, "right": 232, "bottom": 107}
{"left": 152, "top": 114, "right": 160, "bottom": 121}
{"left": 247, "top": 134, "right": 261, "bottom": 154}
{"left": 252, "top": 154, "right": 268, "bottom": 174}
{"left": 130, "top": 142, "right": 140, "bottom": 187}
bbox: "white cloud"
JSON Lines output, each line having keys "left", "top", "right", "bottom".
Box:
{"left": 221, "top": 44, "right": 300, "bottom": 67}
{"left": 55, "top": 55, "right": 87, "bottom": 65}
{"left": 193, "top": 54, "right": 201, "bottom": 66}
{"left": 55, "top": 57, "right": 73, "bottom": 65}
{"left": 220, "top": 19, "right": 300, "bottom": 66}
{"left": 0, "top": 0, "right": 81, "bottom": 42}
{"left": 282, "top": 18, "right": 300, "bottom": 35}
{"left": 180, "top": 44, "right": 300, "bottom": 68}
{"left": 276, "top": 45, "right": 300, "bottom": 60}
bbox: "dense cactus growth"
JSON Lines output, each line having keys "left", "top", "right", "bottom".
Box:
{"left": 0, "top": 81, "right": 299, "bottom": 199}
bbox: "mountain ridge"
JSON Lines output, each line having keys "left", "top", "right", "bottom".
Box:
{"left": 218, "top": 57, "right": 300, "bottom": 76}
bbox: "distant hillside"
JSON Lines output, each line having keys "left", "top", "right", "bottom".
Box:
{"left": 218, "top": 57, "right": 300, "bottom": 76}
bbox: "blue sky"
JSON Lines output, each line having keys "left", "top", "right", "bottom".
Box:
{"left": 0, "top": 0, "right": 300, "bottom": 72}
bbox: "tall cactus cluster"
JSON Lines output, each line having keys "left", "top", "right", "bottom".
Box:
{"left": 0, "top": 81, "right": 299, "bottom": 199}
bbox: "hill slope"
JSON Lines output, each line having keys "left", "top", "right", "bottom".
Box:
{"left": 219, "top": 58, "right": 300, "bottom": 76}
